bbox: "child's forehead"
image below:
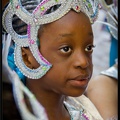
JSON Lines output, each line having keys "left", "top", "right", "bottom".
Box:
{"left": 43, "top": 11, "right": 90, "bottom": 29}
{"left": 39, "top": 11, "right": 93, "bottom": 42}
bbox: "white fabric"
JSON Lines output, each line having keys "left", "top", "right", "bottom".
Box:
{"left": 65, "top": 95, "right": 103, "bottom": 120}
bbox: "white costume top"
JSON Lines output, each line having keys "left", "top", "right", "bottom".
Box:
{"left": 65, "top": 95, "right": 103, "bottom": 120}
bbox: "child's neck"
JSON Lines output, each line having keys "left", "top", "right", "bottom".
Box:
{"left": 26, "top": 80, "right": 70, "bottom": 120}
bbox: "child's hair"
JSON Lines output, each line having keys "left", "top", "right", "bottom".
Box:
{"left": 12, "top": 0, "right": 39, "bottom": 35}
{"left": 12, "top": 0, "right": 61, "bottom": 36}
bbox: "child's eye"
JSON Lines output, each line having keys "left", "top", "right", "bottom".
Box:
{"left": 85, "top": 44, "right": 96, "bottom": 52}
{"left": 60, "top": 46, "right": 72, "bottom": 53}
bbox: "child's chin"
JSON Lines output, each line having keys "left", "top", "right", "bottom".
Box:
{"left": 67, "top": 89, "right": 86, "bottom": 97}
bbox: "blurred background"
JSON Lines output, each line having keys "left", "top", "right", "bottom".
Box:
{"left": 92, "top": 10, "right": 111, "bottom": 78}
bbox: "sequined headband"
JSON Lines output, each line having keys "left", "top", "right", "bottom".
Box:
{"left": 2, "top": 0, "right": 100, "bottom": 79}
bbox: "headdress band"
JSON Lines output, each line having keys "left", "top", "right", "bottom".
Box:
{"left": 2, "top": 0, "right": 100, "bottom": 79}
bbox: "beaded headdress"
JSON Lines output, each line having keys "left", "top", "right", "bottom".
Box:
{"left": 2, "top": 0, "right": 100, "bottom": 79}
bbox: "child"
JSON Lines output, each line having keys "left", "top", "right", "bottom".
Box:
{"left": 2, "top": 0, "right": 103, "bottom": 120}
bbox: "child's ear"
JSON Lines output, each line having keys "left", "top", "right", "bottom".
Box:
{"left": 21, "top": 47, "right": 36, "bottom": 69}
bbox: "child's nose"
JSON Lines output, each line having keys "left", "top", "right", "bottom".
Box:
{"left": 73, "top": 52, "right": 90, "bottom": 69}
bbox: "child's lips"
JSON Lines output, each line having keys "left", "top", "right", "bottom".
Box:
{"left": 68, "top": 75, "right": 90, "bottom": 87}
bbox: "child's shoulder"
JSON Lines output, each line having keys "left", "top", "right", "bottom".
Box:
{"left": 64, "top": 95, "right": 103, "bottom": 120}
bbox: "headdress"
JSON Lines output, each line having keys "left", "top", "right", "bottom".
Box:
{"left": 2, "top": 0, "right": 42, "bottom": 82}
{"left": 2, "top": 0, "right": 100, "bottom": 80}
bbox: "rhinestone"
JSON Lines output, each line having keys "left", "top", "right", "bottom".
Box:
{"left": 34, "top": 18, "right": 38, "bottom": 22}
{"left": 16, "top": 5, "right": 20, "bottom": 9}
{"left": 76, "top": 5, "right": 80, "bottom": 10}
{"left": 40, "top": 6, "right": 45, "bottom": 11}
{"left": 30, "top": 40, "right": 35, "bottom": 44}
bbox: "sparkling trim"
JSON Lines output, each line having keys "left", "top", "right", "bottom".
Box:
{"left": 2, "top": 0, "right": 99, "bottom": 79}
{"left": 64, "top": 101, "right": 90, "bottom": 120}
{"left": 14, "top": 45, "right": 52, "bottom": 79}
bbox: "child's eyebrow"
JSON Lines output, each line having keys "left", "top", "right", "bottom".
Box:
{"left": 59, "top": 32, "right": 93, "bottom": 37}
{"left": 61, "top": 32, "right": 93, "bottom": 37}
{"left": 59, "top": 33, "right": 73, "bottom": 37}
{"left": 54, "top": 32, "right": 93, "bottom": 41}
{"left": 54, "top": 33, "right": 73, "bottom": 41}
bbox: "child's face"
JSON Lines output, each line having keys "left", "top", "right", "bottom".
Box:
{"left": 34, "top": 11, "right": 93, "bottom": 97}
